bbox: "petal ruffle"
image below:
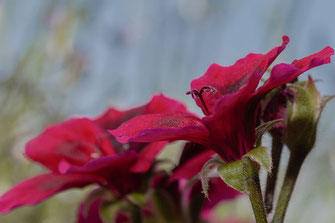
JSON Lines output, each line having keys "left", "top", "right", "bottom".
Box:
{"left": 109, "top": 112, "right": 209, "bottom": 145}
{"left": 256, "top": 46, "right": 334, "bottom": 97}
{"left": 95, "top": 94, "right": 187, "bottom": 130}
{"left": 190, "top": 36, "right": 289, "bottom": 114}
{"left": 67, "top": 152, "right": 140, "bottom": 196}
{"left": 25, "top": 118, "right": 116, "bottom": 172}
{"left": 67, "top": 151, "right": 137, "bottom": 177}
{"left": 0, "top": 173, "right": 103, "bottom": 213}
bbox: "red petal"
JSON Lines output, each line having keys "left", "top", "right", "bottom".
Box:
{"left": 67, "top": 152, "right": 140, "bottom": 196}
{"left": 202, "top": 178, "right": 242, "bottom": 213}
{"left": 25, "top": 118, "right": 116, "bottom": 172}
{"left": 77, "top": 197, "right": 104, "bottom": 223}
{"left": 170, "top": 149, "right": 215, "bottom": 181}
{"left": 115, "top": 212, "right": 131, "bottom": 223}
{"left": 144, "top": 94, "right": 187, "bottom": 113}
{"left": 178, "top": 142, "right": 209, "bottom": 165}
{"left": 186, "top": 178, "right": 241, "bottom": 219}
{"left": 130, "top": 141, "right": 168, "bottom": 173}
{"left": 0, "top": 173, "right": 103, "bottom": 213}
{"left": 202, "top": 92, "right": 255, "bottom": 161}
{"left": 190, "top": 36, "right": 289, "bottom": 114}
{"left": 109, "top": 112, "right": 209, "bottom": 144}
{"left": 95, "top": 94, "right": 187, "bottom": 130}
{"left": 256, "top": 46, "right": 334, "bottom": 97}
{"left": 67, "top": 152, "right": 137, "bottom": 177}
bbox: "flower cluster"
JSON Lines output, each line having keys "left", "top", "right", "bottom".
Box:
{"left": 0, "top": 36, "right": 333, "bottom": 223}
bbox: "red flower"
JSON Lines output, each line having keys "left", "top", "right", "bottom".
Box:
{"left": 151, "top": 142, "right": 241, "bottom": 222}
{"left": 109, "top": 36, "right": 334, "bottom": 162}
{"left": 0, "top": 94, "right": 185, "bottom": 214}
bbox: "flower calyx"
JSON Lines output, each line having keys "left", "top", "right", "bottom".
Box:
{"left": 217, "top": 147, "right": 271, "bottom": 194}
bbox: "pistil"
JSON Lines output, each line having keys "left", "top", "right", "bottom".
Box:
{"left": 186, "top": 86, "right": 216, "bottom": 115}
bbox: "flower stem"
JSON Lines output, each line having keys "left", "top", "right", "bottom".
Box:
{"left": 272, "top": 153, "right": 305, "bottom": 223}
{"left": 265, "top": 134, "right": 283, "bottom": 213}
{"left": 243, "top": 158, "right": 268, "bottom": 223}
{"left": 131, "top": 204, "right": 142, "bottom": 223}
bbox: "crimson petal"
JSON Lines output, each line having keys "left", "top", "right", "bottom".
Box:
{"left": 109, "top": 112, "right": 209, "bottom": 145}
{"left": 256, "top": 46, "right": 334, "bottom": 97}
{"left": 0, "top": 173, "right": 103, "bottom": 213}
{"left": 190, "top": 36, "right": 289, "bottom": 114}
{"left": 170, "top": 149, "right": 215, "bottom": 181}
{"left": 202, "top": 178, "right": 242, "bottom": 214}
{"left": 67, "top": 152, "right": 140, "bottom": 196}
{"left": 77, "top": 197, "right": 104, "bottom": 223}
{"left": 95, "top": 94, "right": 187, "bottom": 130}
{"left": 130, "top": 141, "right": 168, "bottom": 173}
{"left": 25, "top": 118, "right": 116, "bottom": 172}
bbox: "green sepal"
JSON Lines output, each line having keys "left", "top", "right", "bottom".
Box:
{"left": 255, "top": 119, "right": 284, "bottom": 147}
{"left": 244, "top": 146, "right": 272, "bottom": 173}
{"left": 217, "top": 147, "right": 271, "bottom": 194}
{"left": 319, "top": 95, "right": 335, "bottom": 122}
{"left": 200, "top": 154, "right": 225, "bottom": 198}
{"left": 127, "top": 192, "right": 147, "bottom": 206}
{"left": 217, "top": 159, "right": 246, "bottom": 193}
{"left": 284, "top": 76, "right": 321, "bottom": 154}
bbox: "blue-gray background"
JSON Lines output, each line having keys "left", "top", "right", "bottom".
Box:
{"left": 0, "top": 0, "right": 334, "bottom": 222}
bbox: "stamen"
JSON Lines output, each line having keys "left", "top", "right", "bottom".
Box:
{"left": 200, "top": 86, "right": 217, "bottom": 94}
{"left": 186, "top": 86, "right": 217, "bottom": 115}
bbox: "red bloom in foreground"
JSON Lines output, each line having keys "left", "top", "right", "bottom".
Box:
{"left": 0, "top": 94, "right": 186, "bottom": 214}
{"left": 110, "top": 36, "right": 334, "bottom": 162}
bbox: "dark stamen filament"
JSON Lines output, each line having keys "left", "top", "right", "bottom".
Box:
{"left": 186, "top": 86, "right": 217, "bottom": 115}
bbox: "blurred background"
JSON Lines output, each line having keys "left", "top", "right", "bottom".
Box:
{"left": 0, "top": 0, "right": 335, "bottom": 222}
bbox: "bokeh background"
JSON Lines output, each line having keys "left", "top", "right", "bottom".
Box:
{"left": 0, "top": 0, "right": 335, "bottom": 222}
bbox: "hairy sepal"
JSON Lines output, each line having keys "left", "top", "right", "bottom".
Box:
{"left": 217, "top": 147, "right": 271, "bottom": 194}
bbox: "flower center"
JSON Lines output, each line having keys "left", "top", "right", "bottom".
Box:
{"left": 186, "top": 86, "right": 217, "bottom": 115}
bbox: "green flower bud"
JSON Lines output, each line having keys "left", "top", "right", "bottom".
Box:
{"left": 284, "top": 76, "right": 334, "bottom": 157}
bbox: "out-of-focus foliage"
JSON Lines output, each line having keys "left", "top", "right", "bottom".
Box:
{"left": 0, "top": 2, "right": 89, "bottom": 222}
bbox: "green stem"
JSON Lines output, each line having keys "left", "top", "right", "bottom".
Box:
{"left": 265, "top": 135, "right": 283, "bottom": 213}
{"left": 130, "top": 204, "right": 142, "bottom": 223}
{"left": 131, "top": 204, "right": 142, "bottom": 223}
{"left": 272, "top": 153, "right": 305, "bottom": 223}
{"left": 247, "top": 174, "right": 268, "bottom": 223}
{"left": 243, "top": 158, "right": 268, "bottom": 223}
